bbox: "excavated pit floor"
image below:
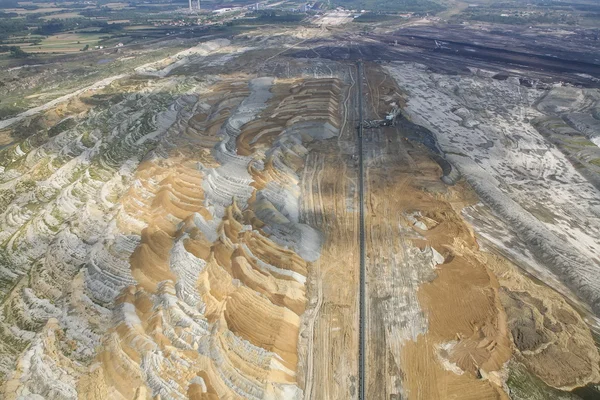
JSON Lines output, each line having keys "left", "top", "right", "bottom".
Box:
{"left": 0, "top": 30, "right": 599, "bottom": 400}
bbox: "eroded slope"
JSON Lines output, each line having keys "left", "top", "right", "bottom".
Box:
{"left": 0, "top": 59, "right": 343, "bottom": 398}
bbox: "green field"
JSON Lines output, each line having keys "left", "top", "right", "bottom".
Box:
{"left": 332, "top": 0, "right": 445, "bottom": 13}
{"left": 40, "top": 12, "right": 83, "bottom": 20}
{"left": 28, "top": 33, "right": 105, "bottom": 53}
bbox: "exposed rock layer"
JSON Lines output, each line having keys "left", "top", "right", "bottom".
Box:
{"left": 0, "top": 67, "right": 342, "bottom": 399}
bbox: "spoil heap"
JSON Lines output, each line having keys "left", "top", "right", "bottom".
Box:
{"left": 0, "top": 67, "right": 342, "bottom": 398}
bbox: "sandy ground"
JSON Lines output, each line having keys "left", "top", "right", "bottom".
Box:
{"left": 315, "top": 11, "right": 353, "bottom": 26}
{"left": 1, "top": 31, "right": 599, "bottom": 400}
{"left": 299, "top": 147, "right": 360, "bottom": 399}
{"left": 297, "top": 66, "right": 362, "bottom": 397}
{"left": 358, "top": 64, "right": 599, "bottom": 398}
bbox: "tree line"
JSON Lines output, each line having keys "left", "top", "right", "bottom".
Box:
{"left": 0, "top": 17, "right": 122, "bottom": 39}
{"left": 0, "top": 44, "right": 29, "bottom": 57}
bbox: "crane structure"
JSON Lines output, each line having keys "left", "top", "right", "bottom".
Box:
{"left": 362, "top": 106, "right": 401, "bottom": 129}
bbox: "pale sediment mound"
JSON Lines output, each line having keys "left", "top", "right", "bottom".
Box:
{"left": 135, "top": 39, "right": 232, "bottom": 77}
{"left": 385, "top": 62, "right": 600, "bottom": 317}
{"left": 0, "top": 77, "right": 187, "bottom": 382}
{"left": 2, "top": 318, "right": 81, "bottom": 399}
{"left": 418, "top": 242, "right": 512, "bottom": 378}
{"left": 242, "top": 78, "right": 342, "bottom": 262}
{"left": 85, "top": 182, "right": 311, "bottom": 398}
{"left": 374, "top": 63, "right": 600, "bottom": 397}
{"left": 452, "top": 155, "right": 600, "bottom": 314}
{"left": 401, "top": 234, "right": 513, "bottom": 398}
{"left": 0, "top": 71, "right": 342, "bottom": 399}
{"left": 485, "top": 254, "right": 600, "bottom": 391}
{"left": 356, "top": 79, "right": 511, "bottom": 396}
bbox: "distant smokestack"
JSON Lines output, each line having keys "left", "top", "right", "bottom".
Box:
{"left": 189, "top": 0, "right": 192, "bottom": 11}
{"left": 197, "top": 0, "right": 200, "bottom": 10}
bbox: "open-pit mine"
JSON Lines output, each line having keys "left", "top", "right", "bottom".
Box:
{"left": 0, "top": 16, "right": 600, "bottom": 400}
